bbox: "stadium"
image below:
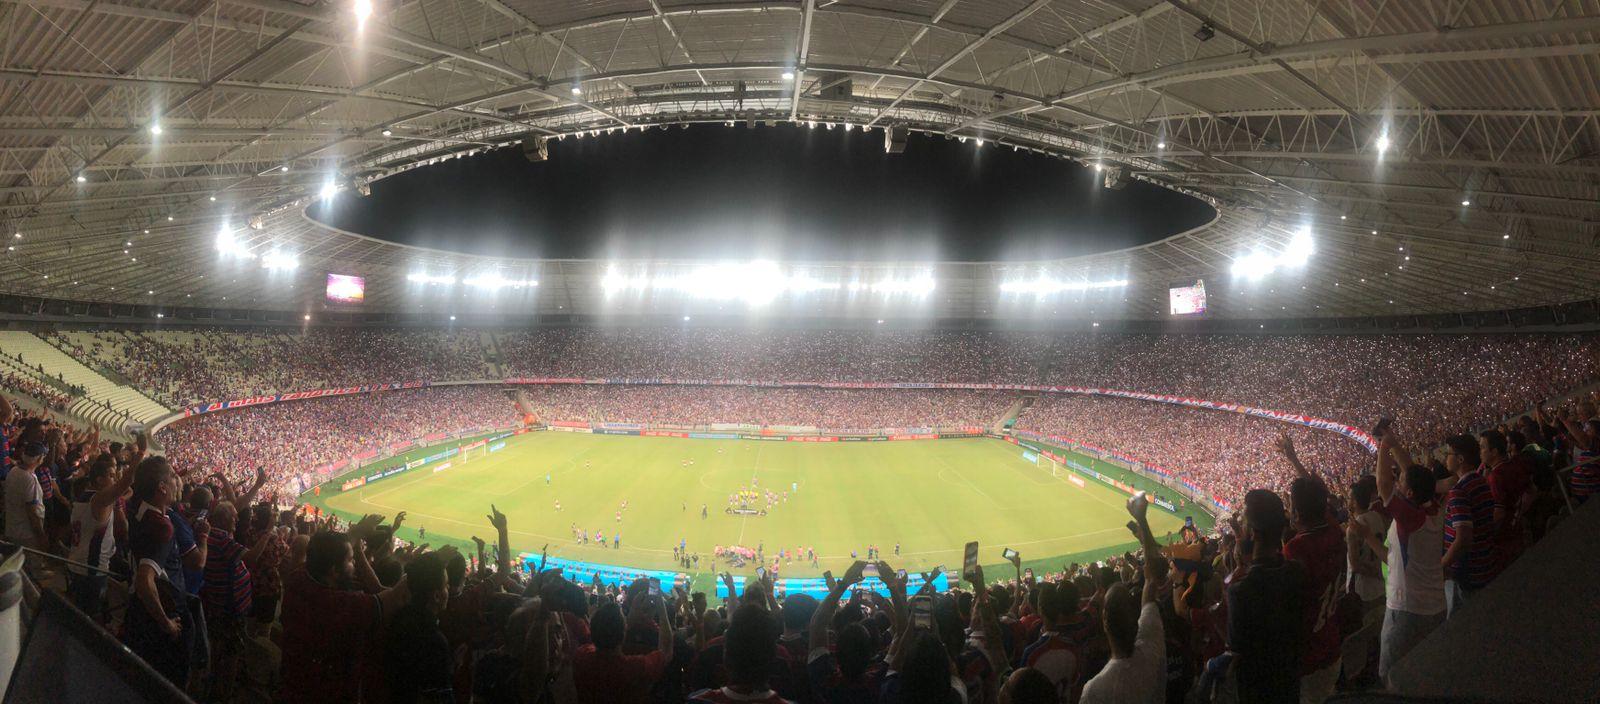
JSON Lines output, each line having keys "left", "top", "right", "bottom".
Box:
{"left": 0, "top": 1, "right": 1598, "bottom": 703}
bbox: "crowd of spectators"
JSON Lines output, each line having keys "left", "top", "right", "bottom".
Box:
{"left": 0, "top": 367, "right": 73, "bottom": 410}
{"left": 6, "top": 376, "right": 1592, "bottom": 703}
{"left": 156, "top": 386, "right": 523, "bottom": 496}
{"left": 0, "top": 323, "right": 1597, "bottom": 703}
{"left": 47, "top": 329, "right": 492, "bottom": 407}
{"left": 498, "top": 328, "right": 1598, "bottom": 449}
{"left": 1015, "top": 395, "right": 1373, "bottom": 503}
{"left": 525, "top": 385, "right": 1013, "bottom": 431}
{"left": 498, "top": 328, "right": 1052, "bottom": 385}
{"left": 33, "top": 327, "right": 1596, "bottom": 452}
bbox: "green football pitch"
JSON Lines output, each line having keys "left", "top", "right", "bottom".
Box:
{"left": 312, "top": 432, "right": 1195, "bottom": 579}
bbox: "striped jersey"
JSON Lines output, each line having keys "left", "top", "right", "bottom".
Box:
{"left": 68, "top": 491, "right": 115, "bottom": 576}
{"left": 1573, "top": 441, "right": 1600, "bottom": 503}
{"left": 1443, "top": 471, "right": 1498, "bottom": 589}
{"left": 202, "top": 527, "right": 252, "bottom": 617}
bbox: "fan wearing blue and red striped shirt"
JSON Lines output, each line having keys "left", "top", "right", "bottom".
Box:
{"left": 1440, "top": 434, "right": 1497, "bottom": 616}
{"left": 202, "top": 501, "right": 254, "bottom": 702}
{"left": 1017, "top": 579, "right": 1088, "bottom": 703}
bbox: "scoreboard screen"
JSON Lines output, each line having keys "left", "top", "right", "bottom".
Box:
{"left": 326, "top": 274, "right": 365, "bottom": 304}
{"left": 1169, "top": 280, "right": 1207, "bottom": 316}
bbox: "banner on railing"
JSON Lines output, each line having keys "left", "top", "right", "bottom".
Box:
{"left": 182, "top": 381, "right": 429, "bottom": 416}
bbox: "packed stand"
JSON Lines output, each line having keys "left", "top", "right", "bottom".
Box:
{"left": 1016, "top": 394, "right": 1373, "bottom": 503}
{"left": 47, "top": 329, "right": 493, "bottom": 407}
{"left": 525, "top": 385, "right": 1014, "bottom": 431}
{"left": 498, "top": 328, "right": 1599, "bottom": 445}
{"left": 156, "top": 386, "right": 522, "bottom": 496}
{"left": 498, "top": 328, "right": 1053, "bottom": 385}
{"left": 2, "top": 384, "right": 1597, "bottom": 704}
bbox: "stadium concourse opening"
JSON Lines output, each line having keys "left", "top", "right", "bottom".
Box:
{"left": 308, "top": 123, "right": 1216, "bottom": 261}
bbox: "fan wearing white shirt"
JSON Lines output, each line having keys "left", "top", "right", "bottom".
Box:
{"left": 1081, "top": 493, "right": 1169, "bottom": 704}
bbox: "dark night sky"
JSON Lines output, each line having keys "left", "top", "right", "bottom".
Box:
{"left": 309, "top": 124, "right": 1214, "bottom": 261}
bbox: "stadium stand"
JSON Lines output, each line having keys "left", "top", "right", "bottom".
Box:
{"left": 0, "top": 331, "right": 171, "bottom": 432}
{"left": 48, "top": 328, "right": 494, "bottom": 408}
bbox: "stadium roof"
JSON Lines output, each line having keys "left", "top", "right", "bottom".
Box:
{"left": 1, "top": 0, "right": 1598, "bottom": 321}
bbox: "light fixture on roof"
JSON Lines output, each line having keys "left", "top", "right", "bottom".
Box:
{"left": 319, "top": 182, "right": 338, "bottom": 201}
{"left": 167, "top": 215, "right": 174, "bottom": 221}
{"left": 304, "top": 314, "right": 311, "bottom": 321}
{"left": 570, "top": 84, "right": 582, "bottom": 96}
{"left": 149, "top": 123, "right": 163, "bottom": 135}
{"left": 781, "top": 70, "right": 795, "bottom": 80}
{"left": 143, "top": 229, "right": 150, "bottom": 234}
{"left": 1375, "top": 133, "right": 1391, "bottom": 154}
{"left": 1093, "top": 162, "right": 1103, "bottom": 172}
{"left": 1193, "top": 23, "right": 1215, "bottom": 41}
{"left": 1461, "top": 199, "right": 1471, "bottom": 206}
{"left": 209, "top": 195, "right": 217, "bottom": 202}
{"left": 682, "top": 315, "right": 691, "bottom": 321}
{"left": 449, "top": 315, "right": 457, "bottom": 321}
{"left": 381, "top": 129, "right": 392, "bottom": 137}
{"left": 280, "top": 165, "right": 290, "bottom": 173}
{"left": 1156, "top": 141, "right": 1166, "bottom": 149}
{"left": 75, "top": 174, "right": 86, "bottom": 183}
{"left": 1502, "top": 234, "right": 1510, "bottom": 239}
{"left": 354, "top": 0, "right": 372, "bottom": 23}
{"left": 1339, "top": 215, "right": 1346, "bottom": 220}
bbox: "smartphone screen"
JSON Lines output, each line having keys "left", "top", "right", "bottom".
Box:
{"left": 1001, "top": 547, "right": 1019, "bottom": 562}
{"left": 962, "top": 541, "right": 980, "bottom": 579}
{"left": 909, "top": 595, "right": 933, "bottom": 630}
{"left": 863, "top": 562, "right": 879, "bottom": 577}
{"left": 756, "top": 567, "right": 767, "bottom": 581}
{"left": 896, "top": 569, "right": 908, "bottom": 582}
{"left": 648, "top": 579, "right": 661, "bottom": 597}
{"left": 823, "top": 570, "right": 834, "bottom": 586}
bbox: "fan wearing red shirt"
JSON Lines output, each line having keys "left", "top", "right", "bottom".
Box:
{"left": 1276, "top": 435, "right": 1348, "bottom": 704}
{"left": 572, "top": 597, "right": 674, "bottom": 704}
{"left": 688, "top": 604, "right": 794, "bottom": 704}
{"left": 279, "top": 515, "right": 410, "bottom": 704}
{"left": 1479, "top": 430, "right": 1531, "bottom": 573}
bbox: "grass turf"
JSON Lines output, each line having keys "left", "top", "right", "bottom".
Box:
{"left": 314, "top": 432, "right": 1194, "bottom": 579}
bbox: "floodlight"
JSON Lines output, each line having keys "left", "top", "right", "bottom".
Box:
{"left": 261, "top": 251, "right": 300, "bottom": 271}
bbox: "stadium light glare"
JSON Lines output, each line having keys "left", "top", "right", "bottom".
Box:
{"left": 149, "top": 122, "right": 163, "bottom": 135}
{"left": 1375, "top": 132, "right": 1391, "bottom": 154}
{"left": 319, "top": 182, "right": 338, "bottom": 200}
{"left": 603, "top": 262, "right": 892, "bottom": 303}
{"left": 261, "top": 251, "right": 300, "bottom": 271}
{"left": 781, "top": 70, "right": 795, "bottom": 80}
{"left": 408, "top": 272, "right": 458, "bottom": 285}
{"left": 999, "top": 277, "right": 1129, "bottom": 295}
{"left": 463, "top": 273, "right": 539, "bottom": 291}
{"left": 354, "top": 0, "right": 372, "bottom": 23}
